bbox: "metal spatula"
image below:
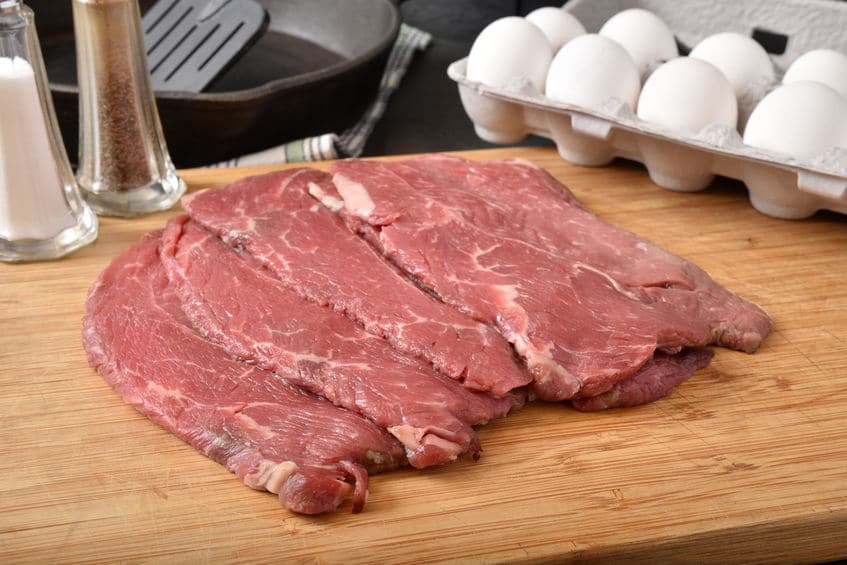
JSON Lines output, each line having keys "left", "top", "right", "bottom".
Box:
{"left": 142, "top": 0, "right": 269, "bottom": 93}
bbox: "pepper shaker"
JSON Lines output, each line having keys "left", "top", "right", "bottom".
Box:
{"left": 0, "top": 0, "right": 98, "bottom": 262}
{"left": 73, "top": 0, "right": 185, "bottom": 217}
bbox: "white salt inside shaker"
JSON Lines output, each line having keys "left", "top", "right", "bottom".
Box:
{"left": 0, "top": 1, "right": 97, "bottom": 262}
{"left": 0, "top": 57, "right": 76, "bottom": 241}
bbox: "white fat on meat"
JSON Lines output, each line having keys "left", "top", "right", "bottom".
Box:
{"left": 307, "top": 182, "right": 345, "bottom": 213}
{"left": 574, "top": 262, "right": 645, "bottom": 302}
{"left": 243, "top": 459, "right": 299, "bottom": 493}
{"left": 388, "top": 424, "right": 462, "bottom": 462}
{"left": 332, "top": 174, "right": 376, "bottom": 218}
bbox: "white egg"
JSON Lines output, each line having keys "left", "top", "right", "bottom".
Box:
{"left": 637, "top": 57, "right": 737, "bottom": 135}
{"left": 525, "top": 7, "right": 586, "bottom": 52}
{"left": 690, "top": 33, "right": 774, "bottom": 101}
{"left": 467, "top": 16, "right": 553, "bottom": 92}
{"left": 743, "top": 81, "right": 847, "bottom": 160}
{"left": 545, "top": 34, "right": 641, "bottom": 111}
{"left": 783, "top": 49, "right": 847, "bottom": 99}
{"left": 598, "top": 9, "right": 677, "bottom": 78}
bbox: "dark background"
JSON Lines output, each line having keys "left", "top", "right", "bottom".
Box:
{"left": 35, "top": 0, "right": 563, "bottom": 166}
{"left": 364, "top": 0, "right": 563, "bottom": 157}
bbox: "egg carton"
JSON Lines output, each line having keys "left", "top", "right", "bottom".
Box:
{"left": 448, "top": 0, "right": 847, "bottom": 219}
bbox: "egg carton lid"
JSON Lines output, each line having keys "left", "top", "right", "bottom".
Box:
{"left": 565, "top": 0, "right": 847, "bottom": 75}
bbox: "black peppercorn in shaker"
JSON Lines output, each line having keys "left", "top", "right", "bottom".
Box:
{"left": 73, "top": 0, "right": 185, "bottom": 217}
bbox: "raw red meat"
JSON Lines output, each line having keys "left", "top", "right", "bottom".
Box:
{"left": 160, "top": 216, "right": 521, "bottom": 468}
{"left": 570, "top": 349, "right": 714, "bottom": 411}
{"left": 82, "top": 231, "right": 406, "bottom": 514}
{"left": 389, "top": 155, "right": 770, "bottom": 353}
{"left": 325, "top": 156, "right": 772, "bottom": 401}
{"left": 181, "top": 167, "right": 530, "bottom": 396}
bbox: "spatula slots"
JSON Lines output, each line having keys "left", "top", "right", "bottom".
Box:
{"left": 142, "top": 0, "right": 269, "bottom": 93}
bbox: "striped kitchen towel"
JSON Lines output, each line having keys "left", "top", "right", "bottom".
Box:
{"left": 212, "top": 24, "right": 432, "bottom": 167}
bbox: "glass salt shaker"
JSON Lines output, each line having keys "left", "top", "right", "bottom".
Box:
{"left": 73, "top": 0, "right": 186, "bottom": 217}
{"left": 0, "top": 0, "right": 98, "bottom": 262}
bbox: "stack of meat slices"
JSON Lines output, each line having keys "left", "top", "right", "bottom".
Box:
{"left": 83, "top": 155, "right": 772, "bottom": 515}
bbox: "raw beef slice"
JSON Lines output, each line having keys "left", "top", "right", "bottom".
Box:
{"left": 570, "top": 349, "right": 714, "bottom": 411}
{"left": 388, "top": 154, "right": 770, "bottom": 353}
{"left": 181, "top": 167, "right": 530, "bottom": 396}
{"left": 324, "top": 156, "right": 772, "bottom": 401}
{"left": 82, "top": 231, "right": 405, "bottom": 514}
{"left": 160, "top": 216, "right": 521, "bottom": 468}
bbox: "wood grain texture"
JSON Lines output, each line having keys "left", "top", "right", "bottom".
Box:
{"left": 1, "top": 147, "right": 845, "bottom": 563}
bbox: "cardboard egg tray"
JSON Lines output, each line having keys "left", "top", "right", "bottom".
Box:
{"left": 448, "top": 0, "right": 847, "bottom": 219}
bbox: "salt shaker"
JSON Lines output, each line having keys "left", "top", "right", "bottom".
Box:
{"left": 73, "top": 0, "right": 185, "bottom": 217}
{"left": 0, "top": 0, "right": 98, "bottom": 262}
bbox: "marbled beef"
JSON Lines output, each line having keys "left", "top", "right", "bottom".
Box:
{"left": 160, "top": 216, "right": 521, "bottom": 469}
{"left": 82, "top": 232, "right": 405, "bottom": 514}
{"left": 324, "top": 156, "right": 772, "bottom": 401}
{"left": 181, "top": 168, "right": 530, "bottom": 396}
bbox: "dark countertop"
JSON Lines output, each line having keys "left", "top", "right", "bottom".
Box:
{"left": 363, "top": 0, "right": 561, "bottom": 157}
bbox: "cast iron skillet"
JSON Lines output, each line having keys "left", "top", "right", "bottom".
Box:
{"left": 33, "top": 0, "right": 401, "bottom": 167}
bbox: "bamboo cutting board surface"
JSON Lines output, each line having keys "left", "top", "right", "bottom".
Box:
{"left": 2, "top": 147, "right": 846, "bottom": 563}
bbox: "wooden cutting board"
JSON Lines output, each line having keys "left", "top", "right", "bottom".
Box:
{"left": 2, "top": 147, "right": 846, "bottom": 563}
